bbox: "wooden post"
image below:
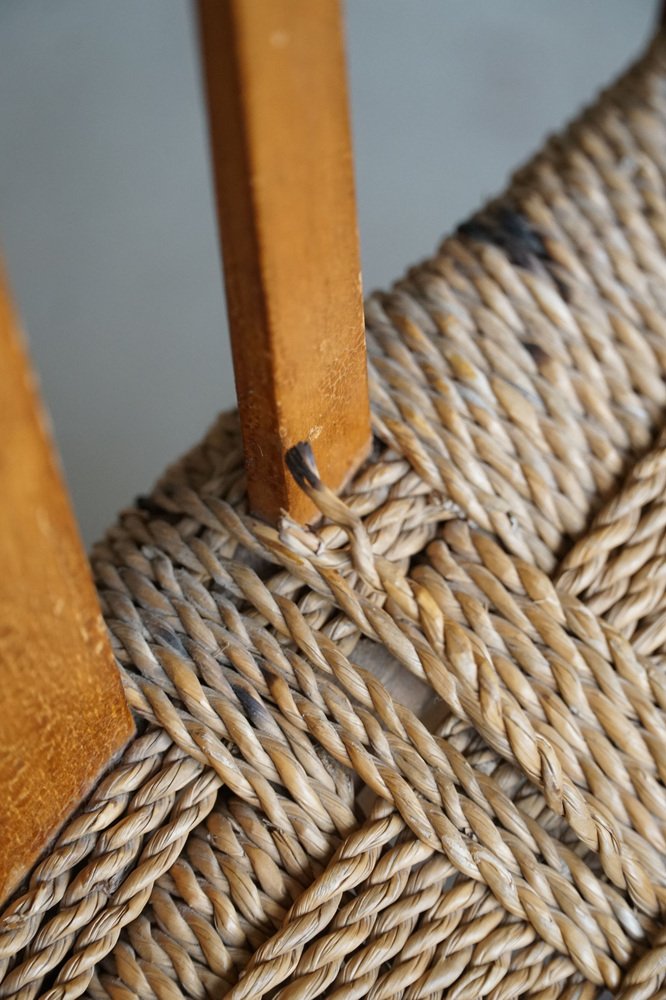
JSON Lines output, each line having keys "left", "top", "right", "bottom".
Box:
{"left": 0, "top": 263, "right": 134, "bottom": 904}
{"left": 198, "top": 0, "right": 371, "bottom": 524}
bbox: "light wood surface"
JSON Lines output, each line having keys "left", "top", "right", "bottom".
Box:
{"left": 0, "top": 264, "right": 133, "bottom": 904}
{"left": 198, "top": 0, "right": 371, "bottom": 524}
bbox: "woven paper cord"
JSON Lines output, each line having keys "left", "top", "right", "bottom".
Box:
{"left": 4, "top": 31, "right": 666, "bottom": 1000}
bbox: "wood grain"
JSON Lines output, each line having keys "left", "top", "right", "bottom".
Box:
{"left": 0, "top": 263, "right": 133, "bottom": 904}
{"left": 198, "top": 0, "right": 371, "bottom": 524}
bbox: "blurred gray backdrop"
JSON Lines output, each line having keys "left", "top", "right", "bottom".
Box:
{"left": 0, "top": 0, "right": 658, "bottom": 544}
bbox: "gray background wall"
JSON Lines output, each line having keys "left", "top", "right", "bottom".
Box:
{"left": 0, "top": 0, "right": 658, "bottom": 544}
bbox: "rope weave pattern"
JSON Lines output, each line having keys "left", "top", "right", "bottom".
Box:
{"left": 4, "top": 33, "right": 666, "bottom": 1000}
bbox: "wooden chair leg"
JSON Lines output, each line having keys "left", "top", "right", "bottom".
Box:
{"left": 0, "top": 262, "right": 133, "bottom": 904}
{"left": 198, "top": 0, "right": 371, "bottom": 524}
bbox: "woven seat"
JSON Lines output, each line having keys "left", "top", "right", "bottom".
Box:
{"left": 4, "top": 33, "right": 666, "bottom": 1000}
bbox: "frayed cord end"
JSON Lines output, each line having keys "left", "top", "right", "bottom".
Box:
{"left": 285, "top": 441, "right": 322, "bottom": 493}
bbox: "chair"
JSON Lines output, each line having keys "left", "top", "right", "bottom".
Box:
{"left": 2, "top": 3, "right": 666, "bottom": 997}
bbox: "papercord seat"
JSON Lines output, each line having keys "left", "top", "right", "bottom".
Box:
{"left": 4, "top": 33, "right": 666, "bottom": 1000}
